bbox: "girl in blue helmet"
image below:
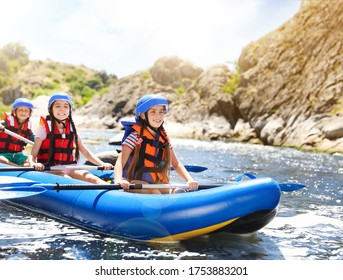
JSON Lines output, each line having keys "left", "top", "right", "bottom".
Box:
{"left": 29, "top": 92, "right": 113, "bottom": 184}
{"left": 0, "top": 98, "right": 35, "bottom": 166}
{"left": 114, "top": 93, "right": 198, "bottom": 193}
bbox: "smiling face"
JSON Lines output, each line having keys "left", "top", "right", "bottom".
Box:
{"left": 51, "top": 100, "right": 71, "bottom": 121}
{"left": 140, "top": 105, "right": 167, "bottom": 129}
{"left": 13, "top": 106, "right": 32, "bottom": 124}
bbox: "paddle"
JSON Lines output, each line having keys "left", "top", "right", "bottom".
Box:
{"left": 235, "top": 172, "right": 306, "bottom": 192}
{"left": 3, "top": 128, "right": 34, "bottom": 145}
{"left": 0, "top": 165, "right": 114, "bottom": 172}
{"left": 0, "top": 164, "right": 207, "bottom": 173}
{"left": 0, "top": 186, "right": 48, "bottom": 199}
{"left": 0, "top": 177, "right": 306, "bottom": 200}
{"left": 0, "top": 182, "right": 192, "bottom": 199}
{"left": 172, "top": 165, "right": 207, "bottom": 172}
{"left": 53, "top": 182, "right": 305, "bottom": 192}
{"left": 1, "top": 129, "right": 208, "bottom": 173}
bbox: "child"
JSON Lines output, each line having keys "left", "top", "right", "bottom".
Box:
{"left": 114, "top": 93, "right": 199, "bottom": 193}
{"left": 29, "top": 92, "right": 113, "bottom": 184}
{"left": 0, "top": 98, "right": 34, "bottom": 166}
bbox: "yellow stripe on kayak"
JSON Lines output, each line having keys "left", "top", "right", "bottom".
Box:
{"left": 150, "top": 217, "right": 239, "bottom": 243}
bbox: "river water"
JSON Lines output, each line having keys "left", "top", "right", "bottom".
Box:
{"left": 0, "top": 129, "right": 342, "bottom": 260}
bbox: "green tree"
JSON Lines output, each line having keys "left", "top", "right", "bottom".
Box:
{"left": 0, "top": 54, "right": 9, "bottom": 74}
{"left": 0, "top": 42, "right": 29, "bottom": 75}
{"left": 1, "top": 42, "right": 29, "bottom": 61}
{"left": 0, "top": 42, "right": 30, "bottom": 89}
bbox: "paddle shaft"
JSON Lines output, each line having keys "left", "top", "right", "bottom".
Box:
{"left": 54, "top": 183, "right": 218, "bottom": 191}
{"left": 52, "top": 182, "right": 304, "bottom": 192}
{"left": 0, "top": 165, "right": 112, "bottom": 172}
{"left": 4, "top": 128, "right": 34, "bottom": 145}
{"left": 0, "top": 164, "right": 207, "bottom": 173}
{"left": 0, "top": 178, "right": 305, "bottom": 200}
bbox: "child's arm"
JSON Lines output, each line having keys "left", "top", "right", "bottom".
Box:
{"left": 78, "top": 137, "right": 113, "bottom": 170}
{"left": 171, "top": 149, "right": 199, "bottom": 190}
{"left": 29, "top": 137, "right": 45, "bottom": 170}
{"left": 28, "top": 124, "right": 46, "bottom": 170}
{"left": 114, "top": 145, "right": 132, "bottom": 190}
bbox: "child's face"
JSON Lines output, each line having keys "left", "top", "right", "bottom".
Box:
{"left": 13, "top": 107, "right": 31, "bottom": 123}
{"left": 142, "top": 105, "right": 167, "bottom": 128}
{"left": 52, "top": 100, "right": 71, "bottom": 121}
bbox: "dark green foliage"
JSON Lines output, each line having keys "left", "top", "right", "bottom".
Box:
{"left": 66, "top": 69, "right": 110, "bottom": 106}
{"left": 222, "top": 64, "right": 240, "bottom": 95}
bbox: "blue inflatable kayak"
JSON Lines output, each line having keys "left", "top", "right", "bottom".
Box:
{"left": 0, "top": 163, "right": 281, "bottom": 242}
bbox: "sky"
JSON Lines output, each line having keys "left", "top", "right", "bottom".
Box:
{"left": 0, "top": 0, "right": 301, "bottom": 78}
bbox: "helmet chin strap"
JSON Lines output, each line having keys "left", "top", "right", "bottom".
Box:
{"left": 56, "top": 119, "right": 67, "bottom": 128}
{"left": 51, "top": 112, "right": 68, "bottom": 128}
{"left": 142, "top": 113, "right": 163, "bottom": 133}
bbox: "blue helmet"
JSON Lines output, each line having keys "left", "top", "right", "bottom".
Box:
{"left": 135, "top": 94, "right": 169, "bottom": 120}
{"left": 12, "top": 98, "right": 34, "bottom": 111}
{"left": 48, "top": 92, "right": 73, "bottom": 111}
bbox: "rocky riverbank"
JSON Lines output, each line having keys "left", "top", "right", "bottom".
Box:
{"left": 76, "top": 0, "right": 343, "bottom": 153}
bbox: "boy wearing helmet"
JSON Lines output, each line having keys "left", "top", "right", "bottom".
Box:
{"left": 29, "top": 92, "right": 113, "bottom": 184}
{"left": 0, "top": 98, "right": 35, "bottom": 166}
{"left": 114, "top": 93, "right": 198, "bottom": 193}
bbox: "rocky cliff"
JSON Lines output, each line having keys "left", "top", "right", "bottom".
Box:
{"left": 236, "top": 0, "right": 343, "bottom": 153}
{"left": 77, "top": 57, "right": 238, "bottom": 141}
{"left": 78, "top": 0, "right": 343, "bottom": 153}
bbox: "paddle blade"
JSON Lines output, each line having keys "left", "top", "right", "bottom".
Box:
{"left": 171, "top": 165, "right": 208, "bottom": 173}
{"left": 279, "top": 182, "right": 306, "bottom": 192}
{"left": 0, "top": 186, "right": 47, "bottom": 200}
{"left": 184, "top": 165, "right": 208, "bottom": 172}
{"left": 0, "top": 176, "right": 39, "bottom": 187}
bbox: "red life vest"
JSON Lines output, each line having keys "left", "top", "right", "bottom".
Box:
{"left": 37, "top": 116, "right": 77, "bottom": 165}
{"left": 123, "top": 123, "right": 170, "bottom": 183}
{"left": 0, "top": 112, "right": 32, "bottom": 153}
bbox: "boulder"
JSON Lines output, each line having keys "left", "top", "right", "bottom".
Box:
{"left": 1, "top": 86, "right": 22, "bottom": 105}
